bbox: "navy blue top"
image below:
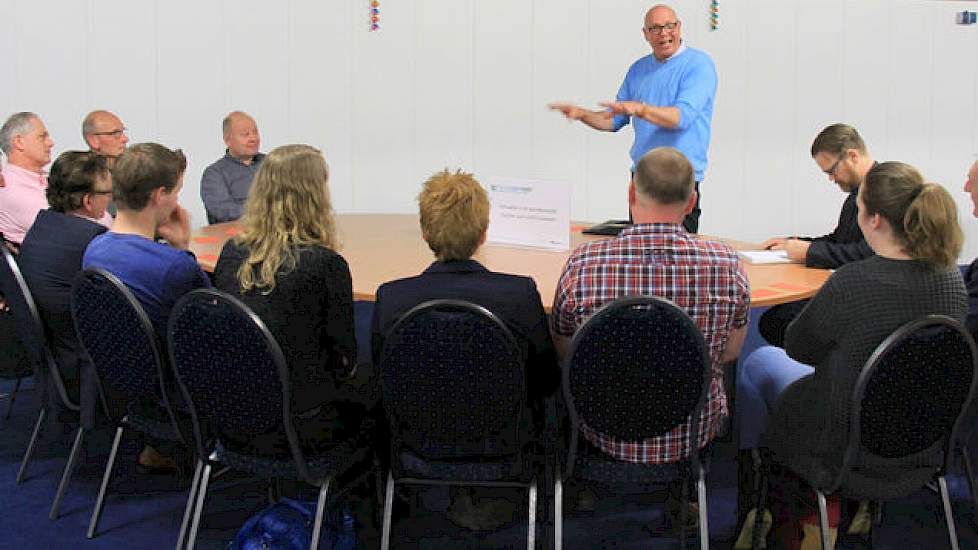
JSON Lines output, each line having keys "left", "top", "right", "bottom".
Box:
{"left": 372, "top": 259, "right": 559, "bottom": 400}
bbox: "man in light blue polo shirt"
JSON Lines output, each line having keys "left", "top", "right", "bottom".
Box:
{"left": 550, "top": 4, "right": 717, "bottom": 233}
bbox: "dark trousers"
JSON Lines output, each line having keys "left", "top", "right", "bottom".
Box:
{"left": 758, "top": 300, "right": 809, "bottom": 348}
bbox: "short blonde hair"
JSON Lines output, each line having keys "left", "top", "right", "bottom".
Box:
{"left": 418, "top": 169, "right": 489, "bottom": 261}
{"left": 236, "top": 144, "right": 338, "bottom": 293}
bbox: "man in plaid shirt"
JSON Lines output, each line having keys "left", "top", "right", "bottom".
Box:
{"left": 552, "top": 147, "right": 750, "bottom": 464}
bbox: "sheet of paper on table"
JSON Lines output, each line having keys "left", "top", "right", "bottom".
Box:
{"left": 738, "top": 250, "right": 793, "bottom": 264}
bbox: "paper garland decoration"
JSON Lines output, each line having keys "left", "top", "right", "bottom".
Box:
{"left": 370, "top": 0, "right": 380, "bottom": 31}
{"left": 710, "top": 0, "right": 718, "bottom": 31}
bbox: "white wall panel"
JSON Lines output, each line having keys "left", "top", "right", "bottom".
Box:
{"left": 413, "top": 0, "right": 474, "bottom": 187}
{"left": 350, "top": 0, "right": 416, "bottom": 212}
{"left": 532, "top": 0, "right": 589, "bottom": 218}
{"left": 473, "top": 0, "right": 533, "bottom": 182}
{"left": 790, "top": 0, "right": 846, "bottom": 240}
{"left": 157, "top": 0, "right": 225, "bottom": 228}
{"left": 224, "top": 0, "right": 290, "bottom": 153}
{"left": 884, "top": 0, "right": 935, "bottom": 169}
{"left": 842, "top": 0, "right": 891, "bottom": 154}
{"left": 582, "top": 0, "right": 649, "bottom": 221}
{"left": 289, "top": 0, "right": 356, "bottom": 211}
{"left": 0, "top": 0, "right": 18, "bottom": 125}
{"left": 739, "top": 0, "right": 797, "bottom": 243}
{"left": 88, "top": 0, "right": 158, "bottom": 151}
{"left": 701, "top": 0, "right": 747, "bottom": 237}
{"left": 13, "top": 0, "right": 88, "bottom": 151}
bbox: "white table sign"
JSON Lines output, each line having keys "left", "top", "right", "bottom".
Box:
{"left": 486, "top": 176, "right": 570, "bottom": 250}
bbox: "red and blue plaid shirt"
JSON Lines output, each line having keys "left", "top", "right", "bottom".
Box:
{"left": 552, "top": 223, "right": 750, "bottom": 464}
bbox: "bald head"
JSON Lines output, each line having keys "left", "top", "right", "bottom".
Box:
{"left": 222, "top": 111, "right": 261, "bottom": 162}
{"left": 647, "top": 4, "right": 677, "bottom": 20}
{"left": 83, "top": 110, "right": 128, "bottom": 157}
{"left": 643, "top": 4, "right": 682, "bottom": 61}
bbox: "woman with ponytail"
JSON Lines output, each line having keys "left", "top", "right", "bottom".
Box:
{"left": 737, "top": 161, "right": 967, "bottom": 549}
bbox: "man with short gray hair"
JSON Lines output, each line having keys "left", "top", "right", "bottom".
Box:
{"left": 200, "top": 111, "right": 265, "bottom": 224}
{"left": 0, "top": 112, "right": 56, "bottom": 245}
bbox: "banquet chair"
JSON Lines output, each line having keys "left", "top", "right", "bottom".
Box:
{"left": 0, "top": 238, "right": 33, "bottom": 420}
{"left": 557, "top": 295, "right": 714, "bottom": 550}
{"left": 377, "top": 299, "right": 545, "bottom": 550}
{"left": 0, "top": 243, "right": 81, "bottom": 499}
{"left": 70, "top": 268, "right": 189, "bottom": 537}
{"left": 168, "top": 288, "right": 374, "bottom": 550}
{"left": 751, "top": 315, "right": 978, "bottom": 550}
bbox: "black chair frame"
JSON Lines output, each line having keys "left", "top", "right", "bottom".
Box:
{"left": 168, "top": 288, "right": 372, "bottom": 550}
{"left": 70, "top": 268, "right": 189, "bottom": 538}
{"left": 557, "top": 295, "right": 714, "bottom": 550}
{"left": 751, "top": 315, "right": 978, "bottom": 550}
{"left": 0, "top": 245, "right": 99, "bottom": 520}
{"left": 377, "top": 299, "right": 541, "bottom": 550}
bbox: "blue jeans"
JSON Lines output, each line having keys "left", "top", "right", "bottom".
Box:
{"left": 737, "top": 346, "right": 813, "bottom": 449}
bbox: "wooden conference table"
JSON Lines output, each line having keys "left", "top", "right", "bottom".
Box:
{"left": 190, "top": 214, "right": 832, "bottom": 309}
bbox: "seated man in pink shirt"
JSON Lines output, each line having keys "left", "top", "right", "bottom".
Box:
{"left": 0, "top": 112, "right": 111, "bottom": 249}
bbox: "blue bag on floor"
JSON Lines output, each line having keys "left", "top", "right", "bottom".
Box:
{"left": 230, "top": 497, "right": 356, "bottom": 550}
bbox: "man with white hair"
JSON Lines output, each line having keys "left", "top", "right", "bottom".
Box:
{"left": 0, "top": 112, "right": 56, "bottom": 246}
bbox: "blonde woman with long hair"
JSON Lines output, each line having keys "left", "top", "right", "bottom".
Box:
{"left": 214, "top": 144, "right": 361, "bottom": 452}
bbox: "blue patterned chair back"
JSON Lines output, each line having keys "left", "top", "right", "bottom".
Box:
{"left": 380, "top": 299, "right": 526, "bottom": 460}
{"left": 71, "top": 269, "right": 177, "bottom": 423}
{"left": 836, "top": 315, "right": 978, "bottom": 489}
{"left": 564, "top": 295, "right": 711, "bottom": 456}
{"left": 1, "top": 245, "right": 71, "bottom": 408}
{"left": 168, "top": 289, "right": 292, "bottom": 462}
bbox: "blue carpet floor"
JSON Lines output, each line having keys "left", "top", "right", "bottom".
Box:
{"left": 0, "top": 307, "right": 975, "bottom": 548}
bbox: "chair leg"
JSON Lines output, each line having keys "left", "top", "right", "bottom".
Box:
{"left": 50, "top": 426, "right": 86, "bottom": 519}
{"left": 309, "top": 479, "right": 331, "bottom": 550}
{"left": 16, "top": 408, "right": 45, "bottom": 484}
{"left": 816, "top": 490, "right": 832, "bottom": 550}
{"left": 175, "top": 459, "right": 204, "bottom": 550}
{"left": 380, "top": 469, "right": 394, "bottom": 550}
{"left": 752, "top": 457, "right": 770, "bottom": 550}
{"left": 5, "top": 377, "right": 22, "bottom": 419}
{"left": 960, "top": 446, "right": 978, "bottom": 513}
{"left": 679, "top": 477, "right": 690, "bottom": 549}
{"left": 697, "top": 465, "right": 709, "bottom": 550}
{"left": 186, "top": 461, "right": 214, "bottom": 550}
{"left": 938, "top": 476, "right": 960, "bottom": 550}
{"left": 87, "top": 425, "right": 125, "bottom": 538}
{"left": 527, "top": 479, "right": 537, "bottom": 550}
{"left": 554, "top": 465, "right": 563, "bottom": 550}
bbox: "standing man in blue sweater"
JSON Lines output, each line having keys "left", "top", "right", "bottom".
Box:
{"left": 550, "top": 4, "right": 717, "bottom": 233}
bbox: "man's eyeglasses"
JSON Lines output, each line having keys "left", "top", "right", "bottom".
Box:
{"left": 90, "top": 190, "right": 114, "bottom": 196}
{"left": 647, "top": 21, "right": 678, "bottom": 34}
{"left": 823, "top": 153, "right": 846, "bottom": 177}
{"left": 91, "top": 128, "right": 127, "bottom": 138}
